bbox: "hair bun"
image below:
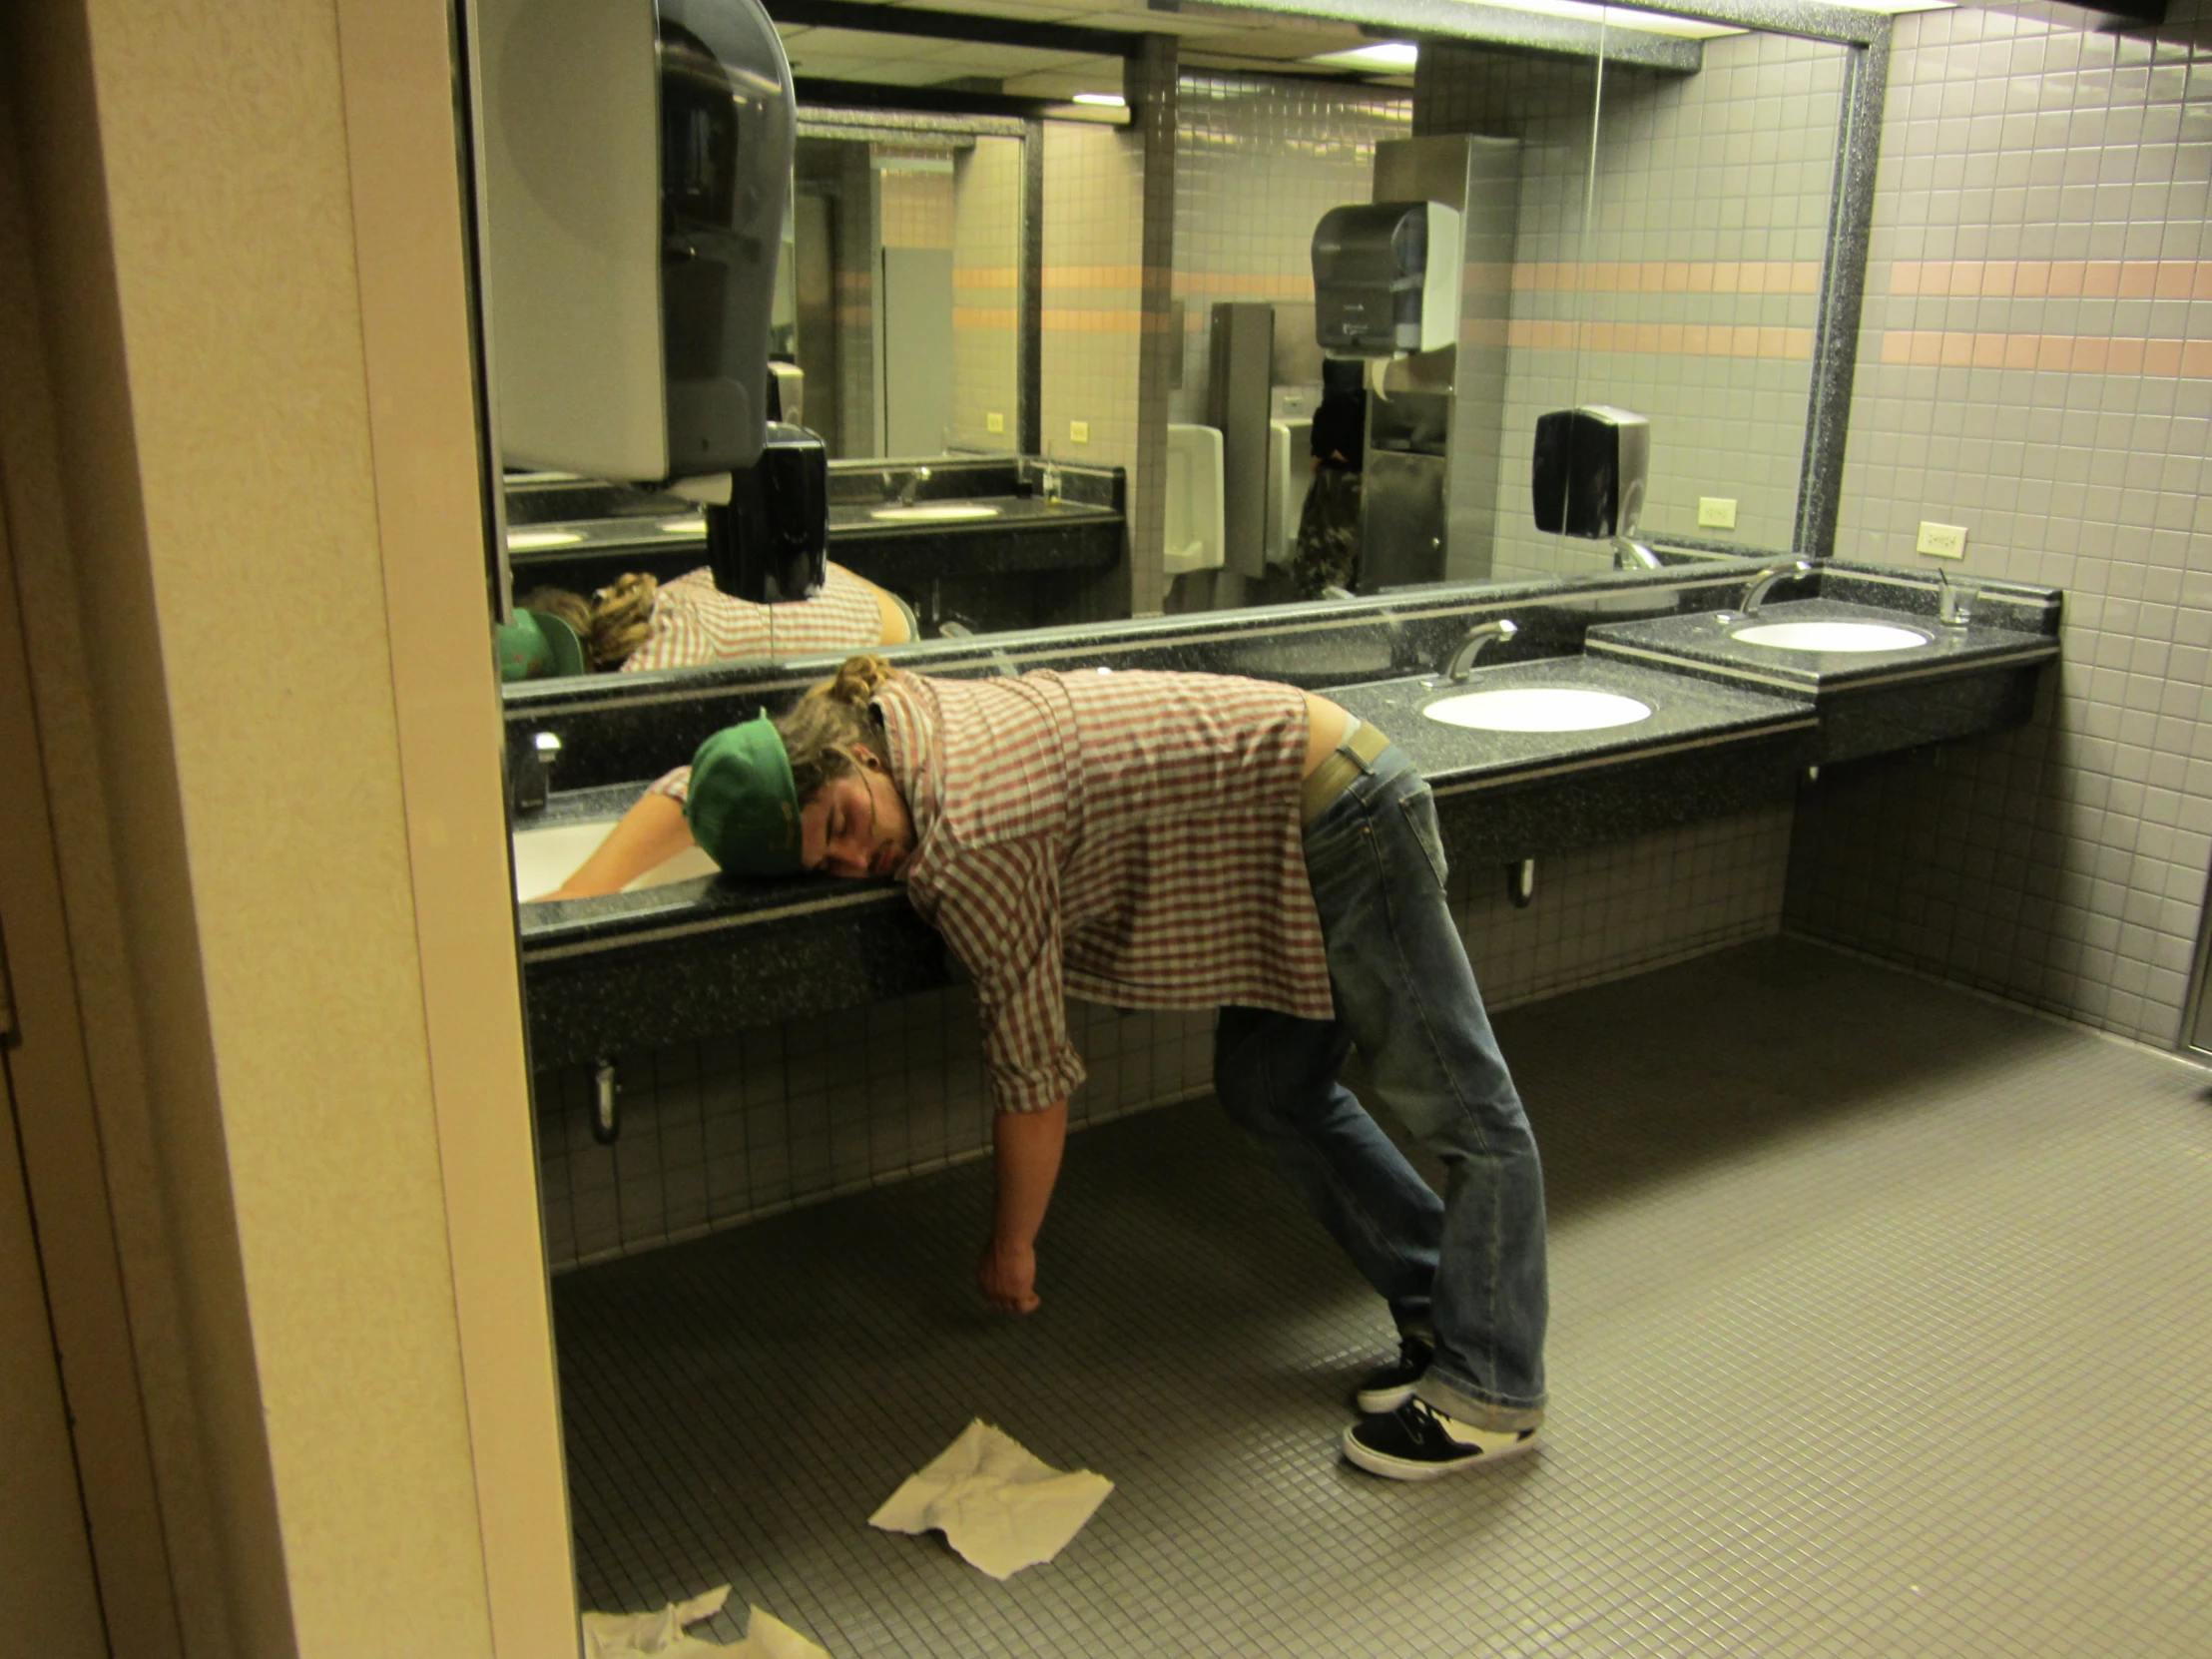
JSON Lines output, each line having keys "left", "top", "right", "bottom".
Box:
{"left": 825, "top": 654, "right": 896, "bottom": 706}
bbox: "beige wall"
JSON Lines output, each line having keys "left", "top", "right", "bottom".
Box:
{"left": 2, "top": 1, "right": 574, "bottom": 1654}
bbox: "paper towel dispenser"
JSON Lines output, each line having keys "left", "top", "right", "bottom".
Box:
{"left": 1532, "top": 406, "right": 1650, "bottom": 539}
{"left": 1310, "top": 201, "right": 1464, "bottom": 358}
{"left": 482, "top": 0, "right": 796, "bottom": 483}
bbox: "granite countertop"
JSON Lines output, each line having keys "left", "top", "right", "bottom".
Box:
{"left": 507, "top": 494, "right": 1120, "bottom": 564}
{"left": 517, "top": 654, "right": 1811, "bottom": 962}
{"left": 1330, "top": 656, "right": 1814, "bottom": 797}
{"left": 1584, "top": 597, "right": 2059, "bottom": 698}
{"left": 827, "top": 495, "right": 1119, "bottom": 535}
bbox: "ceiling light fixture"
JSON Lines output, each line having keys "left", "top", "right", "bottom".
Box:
{"left": 1072, "top": 92, "right": 1128, "bottom": 107}
{"left": 1309, "top": 41, "right": 1420, "bottom": 71}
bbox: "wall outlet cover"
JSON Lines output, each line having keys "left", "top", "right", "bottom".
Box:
{"left": 1917, "top": 521, "right": 1967, "bottom": 559}
{"left": 1069, "top": 420, "right": 1091, "bottom": 444}
{"left": 1698, "top": 496, "right": 1738, "bottom": 529}
{"left": 986, "top": 411, "right": 1005, "bottom": 434}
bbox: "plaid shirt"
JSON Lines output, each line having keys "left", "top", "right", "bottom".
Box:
{"left": 620, "top": 563, "right": 883, "bottom": 672}
{"left": 874, "top": 670, "right": 1334, "bottom": 1114}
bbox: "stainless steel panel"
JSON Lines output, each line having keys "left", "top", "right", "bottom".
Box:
{"left": 1361, "top": 448, "right": 1446, "bottom": 591}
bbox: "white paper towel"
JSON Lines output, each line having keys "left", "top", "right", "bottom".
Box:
{"left": 868, "top": 1418, "right": 1114, "bottom": 1580}
{"left": 582, "top": 1584, "right": 830, "bottom": 1658}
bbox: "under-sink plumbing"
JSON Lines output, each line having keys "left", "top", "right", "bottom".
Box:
{"left": 1737, "top": 558, "right": 1815, "bottom": 616}
{"left": 1442, "top": 617, "right": 1519, "bottom": 682}
{"left": 592, "top": 1058, "right": 621, "bottom": 1144}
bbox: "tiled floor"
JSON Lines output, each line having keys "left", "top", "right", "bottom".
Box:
{"left": 553, "top": 936, "right": 2212, "bottom": 1656}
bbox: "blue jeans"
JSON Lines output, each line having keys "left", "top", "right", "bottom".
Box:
{"left": 1214, "top": 738, "right": 1548, "bottom": 1430}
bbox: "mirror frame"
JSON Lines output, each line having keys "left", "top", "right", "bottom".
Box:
{"left": 489, "top": 0, "right": 1895, "bottom": 712}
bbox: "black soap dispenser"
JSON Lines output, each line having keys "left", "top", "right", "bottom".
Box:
{"left": 1532, "top": 406, "right": 1650, "bottom": 539}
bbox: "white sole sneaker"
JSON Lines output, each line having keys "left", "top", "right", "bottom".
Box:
{"left": 1341, "top": 1401, "right": 1542, "bottom": 1480}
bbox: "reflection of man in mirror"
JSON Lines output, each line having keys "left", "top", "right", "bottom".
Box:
{"left": 542, "top": 655, "right": 1549, "bottom": 1481}
{"left": 505, "top": 562, "right": 914, "bottom": 677}
{"left": 1293, "top": 356, "right": 1368, "bottom": 599}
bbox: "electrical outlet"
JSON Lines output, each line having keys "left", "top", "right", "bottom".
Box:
{"left": 1698, "top": 496, "right": 1738, "bottom": 530}
{"left": 1069, "top": 420, "right": 1090, "bottom": 444}
{"left": 1917, "top": 521, "right": 1967, "bottom": 559}
{"left": 986, "top": 411, "right": 1005, "bottom": 434}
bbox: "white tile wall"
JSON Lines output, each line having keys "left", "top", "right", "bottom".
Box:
{"left": 1789, "top": 0, "right": 2212, "bottom": 1047}
{"left": 1421, "top": 35, "right": 1846, "bottom": 580}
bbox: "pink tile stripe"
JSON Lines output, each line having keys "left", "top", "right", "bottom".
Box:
{"left": 1510, "top": 318, "right": 1816, "bottom": 360}
{"left": 1889, "top": 260, "right": 2212, "bottom": 298}
{"left": 1516, "top": 261, "right": 1823, "bottom": 294}
{"left": 1878, "top": 330, "right": 2212, "bottom": 376}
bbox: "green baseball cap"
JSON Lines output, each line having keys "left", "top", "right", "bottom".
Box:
{"left": 494, "top": 609, "right": 588, "bottom": 681}
{"left": 685, "top": 714, "right": 804, "bottom": 875}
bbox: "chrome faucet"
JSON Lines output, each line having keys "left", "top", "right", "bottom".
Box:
{"left": 888, "top": 465, "right": 932, "bottom": 507}
{"left": 1613, "top": 534, "right": 1666, "bottom": 571}
{"left": 1738, "top": 558, "right": 1814, "bottom": 615}
{"left": 1443, "top": 617, "right": 1518, "bottom": 682}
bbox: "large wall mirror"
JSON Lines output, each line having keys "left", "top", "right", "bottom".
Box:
{"left": 486, "top": 0, "right": 1889, "bottom": 690}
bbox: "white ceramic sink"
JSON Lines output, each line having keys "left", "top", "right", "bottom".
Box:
{"left": 513, "top": 819, "right": 719, "bottom": 901}
{"left": 1730, "top": 620, "right": 1930, "bottom": 652}
{"left": 867, "top": 503, "right": 1002, "bottom": 523}
{"left": 1423, "top": 687, "right": 1654, "bottom": 733}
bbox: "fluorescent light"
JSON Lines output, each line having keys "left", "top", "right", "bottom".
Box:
{"left": 1072, "top": 92, "right": 1127, "bottom": 107}
{"left": 1309, "top": 41, "right": 1420, "bottom": 72}
{"left": 1450, "top": 1, "right": 1744, "bottom": 39}
{"left": 506, "top": 529, "right": 584, "bottom": 550}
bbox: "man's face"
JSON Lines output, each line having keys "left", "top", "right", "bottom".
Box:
{"left": 800, "top": 751, "right": 915, "bottom": 879}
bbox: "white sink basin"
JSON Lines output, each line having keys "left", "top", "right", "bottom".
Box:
{"left": 867, "top": 503, "right": 1001, "bottom": 523}
{"left": 513, "top": 819, "right": 719, "bottom": 901}
{"left": 1730, "top": 620, "right": 1930, "bottom": 653}
{"left": 1423, "top": 687, "right": 1654, "bottom": 733}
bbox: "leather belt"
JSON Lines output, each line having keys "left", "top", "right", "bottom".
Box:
{"left": 1301, "top": 720, "right": 1391, "bottom": 825}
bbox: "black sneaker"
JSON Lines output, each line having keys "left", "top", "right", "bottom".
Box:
{"left": 1352, "top": 1335, "right": 1433, "bottom": 1415}
{"left": 1342, "top": 1398, "right": 1541, "bottom": 1480}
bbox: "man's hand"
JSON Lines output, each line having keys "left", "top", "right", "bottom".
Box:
{"left": 980, "top": 1102, "right": 1066, "bottom": 1315}
{"left": 977, "top": 1237, "right": 1040, "bottom": 1314}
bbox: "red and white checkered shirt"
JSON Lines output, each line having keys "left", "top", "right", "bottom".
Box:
{"left": 620, "top": 563, "right": 884, "bottom": 672}
{"left": 873, "top": 670, "right": 1335, "bottom": 1114}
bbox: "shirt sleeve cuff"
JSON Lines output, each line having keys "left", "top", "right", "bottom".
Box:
{"left": 987, "top": 1050, "right": 1087, "bottom": 1115}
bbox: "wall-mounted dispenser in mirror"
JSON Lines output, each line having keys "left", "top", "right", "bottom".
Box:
{"left": 1532, "top": 405, "right": 1658, "bottom": 570}
{"left": 1312, "top": 201, "right": 1463, "bottom": 357}
{"left": 480, "top": 0, "right": 824, "bottom": 609}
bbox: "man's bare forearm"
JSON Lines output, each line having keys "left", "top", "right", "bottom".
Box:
{"left": 531, "top": 791, "right": 694, "bottom": 900}
{"left": 993, "top": 1102, "right": 1067, "bottom": 1247}
{"left": 979, "top": 1101, "right": 1067, "bottom": 1314}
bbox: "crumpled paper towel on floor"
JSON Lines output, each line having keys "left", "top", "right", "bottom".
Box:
{"left": 582, "top": 1584, "right": 830, "bottom": 1658}
{"left": 868, "top": 1418, "right": 1114, "bottom": 1580}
